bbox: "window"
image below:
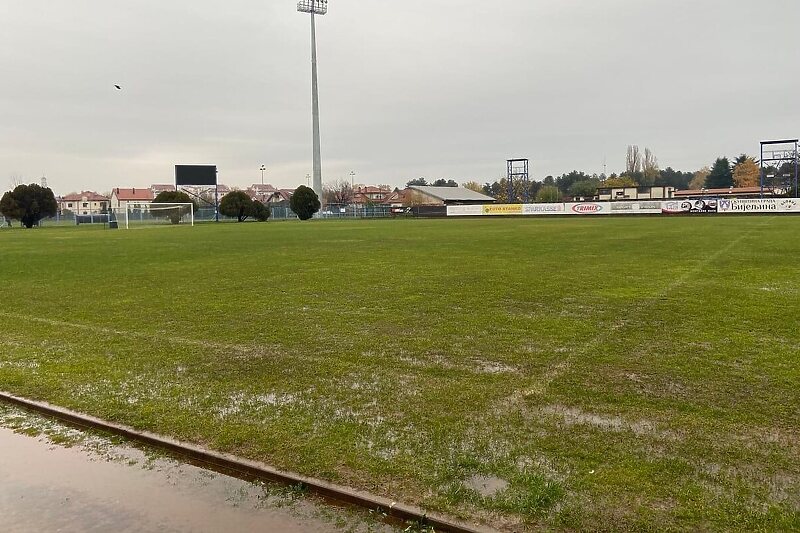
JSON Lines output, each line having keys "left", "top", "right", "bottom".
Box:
{"left": 68, "top": 203, "right": 73, "bottom": 208}
{"left": 82, "top": 203, "right": 88, "bottom": 208}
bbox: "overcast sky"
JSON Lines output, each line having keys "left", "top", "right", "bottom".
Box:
{"left": 1, "top": 0, "right": 798, "bottom": 194}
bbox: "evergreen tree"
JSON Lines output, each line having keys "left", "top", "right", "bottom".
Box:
{"left": 152, "top": 190, "right": 197, "bottom": 224}
{"left": 290, "top": 185, "right": 321, "bottom": 221}
{"left": 705, "top": 158, "right": 733, "bottom": 189}
{"left": 219, "top": 191, "right": 256, "bottom": 222}
{"left": 0, "top": 184, "right": 58, "bottom": 228}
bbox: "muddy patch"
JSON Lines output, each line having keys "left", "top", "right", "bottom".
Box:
{"left": 464, "top": 475, "right": 509, "bottom": 498}
{"left": 538, "top": 405, "right": 673, "bottom": 439}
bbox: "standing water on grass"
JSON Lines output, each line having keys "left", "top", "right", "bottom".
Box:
{"left": 0, "top": 407, "right": 395, "bottom": 533}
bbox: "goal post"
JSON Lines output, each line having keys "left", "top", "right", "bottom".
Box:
{"left": 113, "top": 203, "right": 195, "bottom": 229}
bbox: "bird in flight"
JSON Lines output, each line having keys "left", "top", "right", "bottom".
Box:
{"left": 114, "top": 84, "right": 122, "bottom": 90}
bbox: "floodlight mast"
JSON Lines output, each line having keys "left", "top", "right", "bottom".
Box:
{"left": 297, "top": 0, "right": 328, "bottom": 203}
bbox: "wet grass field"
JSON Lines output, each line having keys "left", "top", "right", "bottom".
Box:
{"left": 1, "top": 217, "right": 798, "bottom": 530}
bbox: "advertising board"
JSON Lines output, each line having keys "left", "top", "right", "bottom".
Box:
{"left": 565, "top": 202, "right": 609, "bottom": 215}
{"left": 446, "top": 199, "right": 800, "bottom": 217}
{"left": 446, "top": 205, "right": 484, "bottom": 216}
{"left": 523, "top": 203, "right": 565, "bottom": 215}
{"left": 717, "top": 198, "right": 800, "bottom": 213}
{"left": 483, "top": 204, "right": 523, "bottom": 215}
{"left": 662, "top": 199, "right": 717, "bottom": 214}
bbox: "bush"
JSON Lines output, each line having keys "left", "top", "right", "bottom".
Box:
{"left": 252, "top": 200, "right": 271, "bottom": 222}
{"left": 290, "top": 186, "right": 321, "bottom": 221}
{"left": 152, "top": 191, "right": 197, "bottom": 224}
{"left": 0, "top": 184, "right": 58, "bottom": 228}
{"left": 219, "top": 191, "right": 256, "bottom": 222}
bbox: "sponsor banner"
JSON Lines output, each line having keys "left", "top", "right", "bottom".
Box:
{"left": 446, "top": 205, "right": 484, "bottom": 216}
{"left": 483, "top": 204, "right": 523, "bottom": 216}
{"left": 662, "top": 199, "right": 718, "bottom": 214}
{"left": 717, "top": 198, "right": 800, "bottom": 213}
{"left": 565, "top": 202, "right": 609, "bottom": 215}
{"left": 635, "top": 201, "right": 663, "bottom": 214}
{"left": 523, "top": 203, "right": 566, "bottom": 215}
{"left": 447, "top": 199, "right": 800, "bottom": 217}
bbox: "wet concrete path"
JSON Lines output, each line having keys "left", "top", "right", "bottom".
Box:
{"left": 0, "top": 407, "right": 395, "bottom": 533}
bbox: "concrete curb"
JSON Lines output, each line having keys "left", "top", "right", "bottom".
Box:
{"left": 0, "top": 392, "right": 496, "bottom": 533}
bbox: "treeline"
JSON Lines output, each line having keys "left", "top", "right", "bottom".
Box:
{"left": 406, "top": 145, "right": 794, "bottom": 203}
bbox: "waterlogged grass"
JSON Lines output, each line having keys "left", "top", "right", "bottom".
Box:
{"left": 0, "top": 217, "right": 799, "bottom": 530}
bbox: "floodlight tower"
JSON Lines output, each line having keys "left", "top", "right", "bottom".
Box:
{"left": 297, "top": 0, "right": 328, "bottom": 202}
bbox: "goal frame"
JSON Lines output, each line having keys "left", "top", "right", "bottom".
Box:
{"left": 119, "top": 203, "right": 195, "bottom": 229}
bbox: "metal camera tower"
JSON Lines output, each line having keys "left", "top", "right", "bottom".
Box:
{"left": 761, "top": 139, "right": 799, "bottom": 197}
{"left": 507, "top": 159, "right": 530, "bottom": 203}
{"left": 297, "top": 0, "right": 328, "bottom": 202}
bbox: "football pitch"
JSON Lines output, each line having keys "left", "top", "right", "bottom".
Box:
{"left": 1, "top": 216, "right": 798, "bottom": 530}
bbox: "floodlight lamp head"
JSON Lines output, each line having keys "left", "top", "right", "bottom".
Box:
{"left": 297, "top": 0, "right": 327, "bottom": 15}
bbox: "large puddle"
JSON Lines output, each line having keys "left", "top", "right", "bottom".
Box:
{"left": 0, "top": 407, "right": 395, "bottom": 532}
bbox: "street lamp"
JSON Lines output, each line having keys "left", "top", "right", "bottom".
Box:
{"left": 260, "top": 165, "right": 266, "bottom": 186}
{"left": 297, "top": 0, "right": 328, "bottom": 203}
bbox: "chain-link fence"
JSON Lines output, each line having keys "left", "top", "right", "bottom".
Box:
{"left": 22, "top": 202, "right": 406, "bottom": 228}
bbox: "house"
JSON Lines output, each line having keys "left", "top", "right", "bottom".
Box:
{"left": 596, "top": 186, "right": 675, "bottom": 201}
{"left": 249, "top": 183, "right": 279, "bottom": 195}
{"left": 246, "top": 184, "right": 281, "bottom": 204}
{"left": 352, "top": 186, "right": 391, "bottom": 206}
{"left": 150, "top": 184, "right": 176, "bottom": 196}
{"left": 59, "top": 192, "right": 109, "bottom": 215}
{"left": 110, "top": 188, "right": 155, "bottom": 210}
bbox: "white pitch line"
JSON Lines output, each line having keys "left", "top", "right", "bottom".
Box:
{"left": 510, "top": 216, "right": 778, "bottom": 402}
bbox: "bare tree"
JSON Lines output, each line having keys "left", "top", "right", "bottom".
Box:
{"left": 626, "top": 146, "right": 642, "bottom": 175}
{"left": 642, "top": 148, "right": 660, "bottom": 185}
{"left": 8, "top": 174, "right": 24, "bottom": 188}
{"left": 323, "top": 179, "right": 354, "bottom": 205}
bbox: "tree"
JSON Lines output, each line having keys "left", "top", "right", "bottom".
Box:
{"left": 689, "top": 167, "right": 711, "bottom": 189}
{"left": 626, "top": 145, "right": 642, "bottom": 175}
{"left": 406, "top": 178, "right": 428, "bottom": 187}
{"left": 656, "top": 167, "right": 693, "bottom": 190}
{"left": 431, "top": 179, "right": 458, "bottom": 187}
{"left": 152, "top": 191, "right": 197, "bottom": 224}
{"left": 290, "top": 185, "right": 321, "bottom": 221}
{"left": 569, "top": 179, "right": 600, "bottom": 198}
{"left": 705, "top": 157, "right": 733, "bottom": 189}
{"left": 463, "top": 181, "right": 483, "bottom": 193}
{"left": 732, "top": 155, "right": 760, "bottom": 188}
{"left": 602, "top": 176, "right": 637, "bottom": 188}
{"left": 641, "top": 148, "right": 660, "bottom": 186}
{"left": 220, "top": 190, "right": 256, "bottom": 222}
{"left": 323, "top": 180, "right": 354, "bottom": 205}
{"left": 536, "top": 186, "right": 561, "bottom": 203}
{"left": 556, "top": 171, "right": 591, "bottom": 193}
{"left": 0, "top": 184, "right": 58, "bottom": 228}
{"left": 252, "top": 200, "right": 271, "bottom": 222}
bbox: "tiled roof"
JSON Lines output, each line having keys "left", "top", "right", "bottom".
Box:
{"left": 112, "top": 188, "right": 155, "bottom": 201}
{"left": 674, "top": 187, "right": 769, "bottom": 197}
{"left": 61, "top": 191, "right": 109, "bottom": 202}
{"left": 408, "top": 186, "right": 495, "bottom": 202}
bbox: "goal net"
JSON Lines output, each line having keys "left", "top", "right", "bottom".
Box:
{"left": 112, "top": 203, "right": 195, "bottom": 229}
